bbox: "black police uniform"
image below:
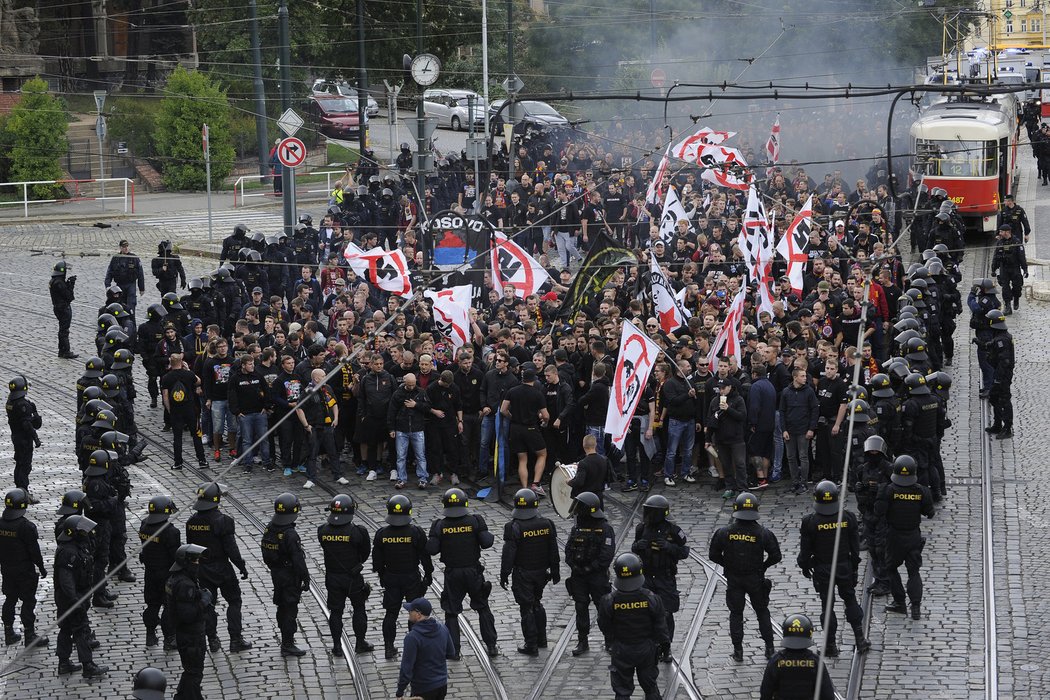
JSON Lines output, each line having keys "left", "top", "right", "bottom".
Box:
{"left": 709, "top": 517, "right": 781, "bottom": 654}
{"left": 875, "top": 479, "right": 935, "bottom": 613}
{"left": 500, "top": 512, "right": 559, "bottom": 652}
{"left": 261, "top": 520, "right": 310, "bottom": 650}
{"left": 137, "top": 313, "right": 166, "bottom": 405}
{"left": 54, "top": 532, "right": 98, "bottom": 674}
{"left": 987, "top": 326, "right": 1015, "bottom": 435}
{"left": 631, "top": 517, "right": 689, "bottom": 645}
{"left": 317, "top": 519, "right": 371, "bottom": 649}
{"left": 151, "top": 248, "right": 187, "bottom": 295}
{"left": 426, "top": 512, "right": 499, "bottom": 655}
{"left": 0, "top": 509, "right": 46, "bottom": 644}
{"left": 855, "top": 452, "right": 892, "bottom": 593}
{"left": 597, "top": 583, "right": 669, "bottom": 700}
{"left": 968, "top": 284, "right": 1000, "bottom": 393}
{"left": 166, "top": 559, "right": 210, "bottom": 699}
{"left": 6, "top": 391, "right": 41, "bottom": 493}
{"left": 372, "top": 519, "right": 433, "bottom": 654}
{"left": 991, "top": 234, "right": 1028, "bottom": 312}
{"left": 49, "top": 270, "right": 76, "bottom": 357}
{"left": 901, "top": 391, "right": 944, "bottom": 499}
{"left": 106, "top": 251, "right": 145, "bottom": 313}
{"left": 871, "top": 395, "right": 901, "bottom": 453}
{"left": 83, "top": 470, "right": 118, "bottom": 602}
{"left": 139, "top": 518, "right": 180, "bottom": 648}
{"left": 797, "top": 510, "right": 864, "bottom": 652}
{"left": 75, "top": 361, "right": 104, "bottom": 410}
{"left": 760, "top": 648, "right": 836, "bottom": 699}
{"left": 564, "top": 513, "right": 615, "bottom": 648}
{"left": 185, "top": 508, "right": 249, "bottom": 648}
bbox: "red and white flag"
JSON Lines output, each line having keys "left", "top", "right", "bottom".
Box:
{"left": 738, "top": 185, "right": 770, "bottom": 284}
{"left": 671, "top": 126, "right": 737, "bottom": 163}
{"left": 706, "top": 287, "right": 746, "bottom": 371}
{"left": 490, "top": 231, "right": 549, "bottom": 298}
{"left": 424, "top": 285, "right": 473, "bottom": 350}
{"left": 343, "top": 243, "right": 413, "bottom": 297}
{"left": 645, "top": 143, "right": 672, "bottom": 206}
{"left": 658, "top": 186, "right": 690, "bottom": 244}
{"left": 606, "top": 319, "right": 661, "bottom": 449}
{"left": 776, "top": 195, "right": 813, "bottom": 297}
{"left": 698, "top": 144, "right": 750, "bottom": 191}
{"left": 765, "top": 116, "right": 781, "bottom": 165}
{"left": 649, "top": 255, "right": 690, "bottom": 334}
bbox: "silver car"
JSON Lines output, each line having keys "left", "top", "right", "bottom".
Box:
{"left": 423, "top": 89, "right": 487, "bottom": 130}
{"left": 311, "top": 79, "right": 379, "bottom": 117}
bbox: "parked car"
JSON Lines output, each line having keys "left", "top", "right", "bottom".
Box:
{"left": 423, "top": 89, "right": 487, "bottom": 130}
{"left": 305, "top": 96, "right": 367, "bottom": 139}
{"left": 311, "top": 78, "right": 379, "bottom": 117}
{"left": 488, "top": 99, "right": 570, "bottom": 134}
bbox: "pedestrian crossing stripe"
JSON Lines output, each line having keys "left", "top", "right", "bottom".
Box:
{"left": 134, "top": 211, "right": 284, "bottom": 230}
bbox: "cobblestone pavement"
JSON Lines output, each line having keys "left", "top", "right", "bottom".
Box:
{"left": 0, "top": 162, "right": 1042, "bottom": 698}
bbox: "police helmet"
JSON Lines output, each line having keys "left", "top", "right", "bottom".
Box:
{"left": 52, "top": 261, "right": 68, "bottom": 277}
{"left": 92, "top": 409, "right": 118, "bottom": 431}
{"left": 189, "top": 278, "right": 204, "bottom": 292}
{"left": 910, "top": 266, "right": 929, "bottom": 280}
{"left": 932, "top": 242, "right": 949, "bottom": 255}
{"left": 870, "top": 373, "right": 894, "bottom": 398}
{"left": 298, "top": 213, "right": 313, "bottom": 226}
{"left": 930, "top": 371, "right": 952, "bottom": 391}
{"left": 904, "top": 371, "right": 929, "bottom": 395}
{"left": 891, "top": 455, "right": 918, "bottom": 486}
{"left": 265, "top": 235, "right": 280, "bottom": 247}
{"left": 199, "top": 276, "right": 212, "bottom": 290}
{"left": 246, "top": 250, "right": 262, "bottom": 263}
{"left": 249, "top": 231, "right": 266, "bottom": 245}
{"left": 847, "top": 398, "right": 871, "bottom": 423}
{"left": 781, "top": 613, "right": 815, "bottom": 649}
{"left": 7, "top": 375, "right": 28, "bottom": 399}
{"left": 368, "top": 175, "right": 380, "bottom": 185}
{"left": 909, "top": 278, "right": 928, "bottom": 291}
{"left": 105, "top": 328, "right": 129, "bottom": 348}
{"left": 883, "top": 356, "right": 911, "bottom": 379}
{"left": 85, "top": 449, "right": 114, "bottom": 476}
{"left": 864, "top": 434, "right": 889, "bottom": 457}
{"left": 57, "top": 489, "right": 88, "bottom": 516}
{"left": 81, "top": 385, "right": 104, "bottom": 404}
{"left": 612, "top": 552, "right": 645, "bottom": 592}
{"left": 272, "top": 492, "right": 301, "bottom": 526}
{"left": 926, "top": 259, "right": 946, "bottom": 276}
{"left": 57, "top": 514, "right": 97, "bottom": 543}
{"left": 386, "top": 494, "right": 413, "bottom": 525}
{"left": 146, "top": 303, "right": 167, "bottom": 322}
{"left": 642, "top": 494, "right": 670, "bottom": 524}
{"left": 326, "top": 494, "right": 355, "bottom": 525}
{"left": 145, "top": 495, "right": 178, "bottom": 525}
{"left": 97, "top": 313, "right": 117, "bottom": 333}
{"left": 897, "top": 311, "right": 917, "bottom": 323}
{"left": 356, "top": 185, "right": 368, "bottom": 197}
{"left": 100, "top": 373, "right": 121, "bottom": 398}
{"left": 986, "top": 308, "right": 1007, "bottom": 330}
{"left": 100, "top": 430, "right": 130, "bottom": 451}
{"left": 193, "top": 482, "right": 222, "bottom": 511}
{"left": 327, "top": 205, "right": 342, "bottom": 217}
{"left": 442, "top": 488, "right": 469, "bottom": 517}
{"left": 161, "top": 292, "right": 183, "bottom": 312}
{"left": 293, "top": 223, "right": 306, "bottom": 234}
{"left": 170, "top": 543, "right": 207, "bottom": 572}
{"left": 512, "top": 488, "right": 540, "bottom": 519}
{"left": 569, "top": 491, "right": 605, "bottom": 520}
{"left": 847, "top": 385, "right": 868, "bottom": 403}
{"left": 132, "top": 666, "right": 167, "bottom": 700}
{"left": 931, "top": 187, "right": 947, "bottom": 199}
{"left": 233, "top": 223, "right": 251, "bottom": 237}
{"left": 84, "top": 400, "right": 113, "bottom": 424}
{"left": 813, "top": 480, "right": 840, "bottom": 516}
{"left": 2, "top": 488, "right": 28, "bottom": 521}
{"left": 898, "top": 304, "right": 919, "bottom": 317}
{"left": 905, "top": 337, "right": 928, "bottom": 361}
{"left": 732, "top": 491, "right": 760, "bottom": 521}
{"left": 215, "top": 268, "right": 233, "bottom": 283}
{"left": 977, "top": 278, "right": 996, "bottom": 293}
{"left": 921, "top": 249, "right": 936, "bottom": 261}
{"left": 894, "top": 328, "right": 921, "bottom": 347}
{"left": 106, "top": 302, "right": 127, "bottom": 318}
{"left": 236, "top": 246, "right": 251, "bottom": 262}
{"left": 159, "top": 240, "right": 174, "bottom": 253}
{"left": 893, "top": 317, "right": 921, "bottom": 333}
{"left": 905, "top": 262, "right": 923, "bottom": 277}
{"left": 381, "top": 187, "right": 394, "bottom": 199}
{"left": 83, "top": 356, "right": 106, "bottom": 379}
{"left": 111, "top": 348, "right": 134, "bottom": 370}
{"left": 903, "top": 288, "right": 926, "bottom": 307}
{"left": 400, "top": 142, "right": 411, "bottom": 152}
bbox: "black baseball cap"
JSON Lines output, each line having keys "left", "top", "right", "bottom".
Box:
{"left": 402, "top": 598, "right": 432, "bottom": 616}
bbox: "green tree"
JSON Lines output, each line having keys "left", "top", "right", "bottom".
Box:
{"left": 3, "top": 77, "right": 68, "bottom": 199}
{"left": 155, "top": 67, "right": 235, "bottom": 191}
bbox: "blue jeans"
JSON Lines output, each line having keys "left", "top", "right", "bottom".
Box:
{"left": 396, "top": 431, "right": 428, "bottom": 482}
{"left": 237, "top": 412, "right": 270, "bottom": 464}
{"left": 480, "top": 414, "right": 509, "bottom": 479}
{"left": 585, "top": 426, "right": 606, "bottom": 457}
{"left": 663, "top": 418, "right": 695, "bottom": 478}
{"left": 209, "top": 400, "right": 233, "bottom": 440}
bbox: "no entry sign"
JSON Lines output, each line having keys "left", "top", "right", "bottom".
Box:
{"left": 277, "top": 137, "right": 307, "bottom": 168}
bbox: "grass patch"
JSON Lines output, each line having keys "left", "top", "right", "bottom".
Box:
{"left": 327, "top": 141, "right": 361, "bottom": 165}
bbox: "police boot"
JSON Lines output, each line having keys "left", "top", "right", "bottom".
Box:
{"left": 230, "top": 637, "right": 253, "bottom": 653}
{"left": 731, "top": 645, "right": 744, "bottom": 663}
{"left": 4, "top": 625, "right": 21, "bottom": 646}
{"left": 537, "top": 633, "right": 548, "bottom": 649}
{"left": 910, "top": 603, "right": 922, "bottom": 620}
{"left": 517, "top": 644, "right": 539, "bottom": 656}
{"left": 24, "top": 490, "right": 39, "bottom": 505}
{"left": 88, "top": 632, "right": 100, "bottom": 649}
{"left": 985, "top": 423, "right": 1002, "bottom": 434}
{"left": 150, "top": 397, "right": 157, "bottom": 409}
{"left": 24, "top": 626, "right": 49, "bottom": 649}
{"left": 82, "top": 662, "right": 109, "bottom": 679}
{"left": 208, "top": 634, "right": 221, "bottom": 652}
{"left": 868, "top": 582, "right": 891, "bottom": 597}
{"left": 996, "top": 427, "right": 1013, "bottom": 439}
{"left": 280, "top": 638, "right": 306, "bottom": 657}
{"left": 57, "top": 659, "right": 82, "bottom": 675}
{"left": 102, "top": 588, "right": 119, "bottom": 601}
{"left": 853, "top": 626, "right": 871, "bottom": 654}
{"left": 354, "top": 640, "right": 374, "bottom": 654}
{"left": 885, "top": 600, "right": 907, "bottom": 614}
{"left": 571, "top": 639, "right": 589, "bottom": 656}
{"left": 145, "top": 629, "right": 159, "bottom": 648}
{"left": 91, "top": 594, "right": 114, "bottom": 609}
{"left": 384, "top": 645, "right": 399, "bottom": 660}
{"left": 163, "top": 635, "right": 177, "bottom": 652}
{"left": 1004, "top": 305, "right": 1012, "bottom": 316}
{"left": 486, "top": 643, "right": 500, "bottom": 658}
{"left": 117, "top": 567, "right": 137, "bottom": 583}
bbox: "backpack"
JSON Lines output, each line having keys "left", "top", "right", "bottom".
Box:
{"left": 170, "top": 378, "right": 190, "bottom": 405}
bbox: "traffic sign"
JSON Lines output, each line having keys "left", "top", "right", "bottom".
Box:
{"left": 93, "top": 90, "right": 107, "bottom": 114}
{"left": 96, "top": 115, "right": 107, "bottom": 140}
{"left": 202, "top": 123, "right": 209, "bottom": 156}
{"left": 277, "top": 108, "right": 304, "bottom": 137}
{"left": 502, "top": 74, "right": 525, "bottom": 94}
{"left": 277, "top": 136, "right": 306, "bottom": 168}
{"left": 650, "top": 68, "right": 667, "bottom": 89}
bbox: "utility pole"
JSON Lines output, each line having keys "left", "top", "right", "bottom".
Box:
{"left": 356, "top": 0, "right": 369, "bottom": 157}
{"left": 248, "top": 0, "right": 270, "bottom": 182}
{"left": 416, "top": 0, "right": 427, "bottom": 226}
{"left": 278, "top": 0, "right": 296, "bottom": 238}
{"left": 506, "top": 0, "right": 516, "bottom": 183}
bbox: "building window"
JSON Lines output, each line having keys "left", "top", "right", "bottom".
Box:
{"left": 1006, "top": 22, "right": 1014, "bottom": 33}
{"left": 1033, "top": 19, "right": 1041, "bottom": 33}
{"left": 1005, "top": 0, "right": 1014, "bottom": 7}
{"left": 1021, "top": 19, "right": 1027, "bottom": 32}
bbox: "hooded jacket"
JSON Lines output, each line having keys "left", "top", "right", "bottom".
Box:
{"left": 396, "top": 616, "right": 455, "bottom": 696}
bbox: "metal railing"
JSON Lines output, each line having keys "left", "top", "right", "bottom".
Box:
{"left": 232, "top": 170, "right": 350, "bottom": 207}
{"left": 0, "top": 177, "right": 135, "bottom": 217}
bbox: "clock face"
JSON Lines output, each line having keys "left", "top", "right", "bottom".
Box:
{"left": 411, "top": 54, "right": 441, "bottom": 86}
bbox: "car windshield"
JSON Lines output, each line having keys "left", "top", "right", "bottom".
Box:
{"left": 317, "top": 98, "right": 359, "bottom": 114}
{"left": 523, "top": 101, "right": 559, "bottom": 116}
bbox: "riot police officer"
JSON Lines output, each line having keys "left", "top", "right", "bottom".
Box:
{"left": 7, "top": 375, "right": 42, "bottom": 503}
{"left": 709, "top": 491, "right": 781, "bottom": 661}
{"left": 317, "top": 494, "right": 374, "bottom": 657}
{"left": 869, "top": 374, "right": 901, "bottom": 454}
{"left": 856, "top": 436, "right": 892, "bottom": 597}
{"left": 54, "top": 515, "right": 108, "bottom": 678}
{"left": 985, "top": 309, "right": 1015, "bottom": 439}
{"left": 426, "top": 488, "right": 500, "bottom": 658}
{"left": 797, "top": 481, "right": 870, "bottom": 657}
{"left": 132, "top": 666, "right": 167, "bottom": 699}
{"left": 105, "top": 239, "right": 146, "bottom": 313}
{"left": 968, "top": 278, "right": 1000, "bottom": 397}
{"left": 261, "top": 492, "right": 310, "bottom": 656}
{"left": 166, "top": 543, "right": 210, "bottom": 699}
{"left": 631, "top": 494, "right": 689, "bottom": 662}
{"left": 373, "top": 494, "right": 433, "bottom": 659}
{"left": 564, "top": 491, "right": 615, "bottom": 657}
{"left": 137, "top": 304, "right": 168, "bottom": 408}
{"left": 991, "top": 223, "right": 1028, "bottom": 314}
{"left": 220, "top": 223, "right": 250, "bottom": 264}
{"left": 597, "top": 552, "right": 668, "bottom": 700}
{"left": 500, "top": 488, "right": 559, "bottom": 656}
{"left": 76, "top": 356, "right": 106, "bottom": 410}
{"left": 83, "top": 449, "right": 119, "bottom": 608}
{"left": 139, "top": 495, "right": 180, "bottom": 650}
{"left": 0, "top": 488, "right": 48, "bottom": 648}
{"left": 151, "top": 240, "right": 187, "bottom": 295}
{"left": 901, "top": 373, "right": 943, "bottom": 500}
{"left": 100, "top": 429, "right": 135, "bottom": 583}
{"left": 185, "top": 482, "right": 252, "bottom": 653}
{"left": 49, "top": 261, "right": 78, "bottom": 358}
{"left": 759, "top": 614, "right": 836, "bottom": 700}
{"left": 876, "top": 456, "right": 935, "bottom": 620}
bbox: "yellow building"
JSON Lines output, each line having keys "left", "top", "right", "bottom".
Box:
{"left": 988, "top": 0, "right": 1049, "bottom": 49}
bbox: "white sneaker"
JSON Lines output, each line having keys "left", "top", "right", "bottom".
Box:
{"left": 303, "top": 480, "right": 315, "bottom": 489}
{"left": 366, "top": 470, "right": 377, "bottom": 481}
{"left": 389, "top": 469, "right": 398, "bottom": 481}
{"left": 336, "top": 477, "right": 350, "bottom": 485}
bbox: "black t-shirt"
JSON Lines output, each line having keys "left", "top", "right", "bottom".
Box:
{"left": 161, "top": 368, "right": 199, "bottom": 412}
{"left": 504, "top": 382, "right": 546, "bottom": 427}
